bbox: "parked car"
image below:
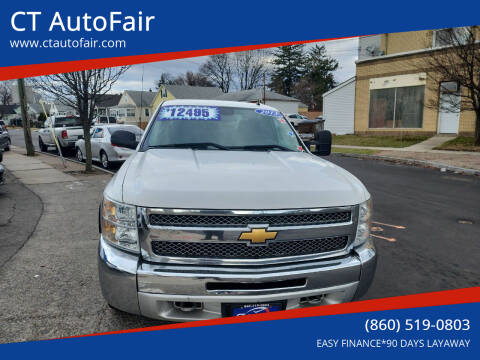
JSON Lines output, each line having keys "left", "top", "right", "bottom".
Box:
{"left": 92, "top": 116, "right": 117, "bottom": 125}
{"left": 296, "top": 118, "right": 325, "bottom": 141}
{"left": 0, "top": 124, "right": 11, "bottom": 151}
{"left": 38, "top": 115, "right": 84, "bottom": 153}
{"left": 97, "top": 99, "right": 376, "bottom": 321}
{"left": 75, "top": 124, "right": 143, "bottom": 169}
{"left": 286, "top": 113, "right": 308, "bottom": 126}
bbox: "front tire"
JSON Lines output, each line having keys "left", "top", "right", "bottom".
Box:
{"left": 39, "top": 137, "right": 47, "bottom": 152}
{"left": 100, "top": 151, "right": 109, "bottom": 169}
{"left": 76, "top": 147, "right": 84, "bottom": 162}
{"left": 4, "top": 139, "right": 10, "bottom": 151}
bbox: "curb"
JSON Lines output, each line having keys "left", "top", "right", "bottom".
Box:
{"left": 9, "top": 145, "right": 115, "bottom": 175}
{"left": 35, "top": 149, "right": 115, "bottom": 175}
{"left": 334, "top": 152, "right": 480, "bottom": 176}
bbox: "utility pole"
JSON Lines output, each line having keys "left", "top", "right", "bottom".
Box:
{"left": 17, "top": 78, "right": 35, "bottom": 156}
{"left": 139, "top": 64, "right": 144, "bottom": 129}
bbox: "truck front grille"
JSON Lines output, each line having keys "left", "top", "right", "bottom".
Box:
{"left": 148, "top": 210, "right": 351, "bottom": 228}
{"left": 150, "top": 236, "right": 348, "bottom": 259}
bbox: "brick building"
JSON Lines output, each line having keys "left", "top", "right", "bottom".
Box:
{"left": 354, "top": 28, "right": 479, "bottom": 136}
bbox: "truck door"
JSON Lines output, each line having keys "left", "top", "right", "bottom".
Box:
{"left": 40, "top": 118, "right": 54, "bottom": 145}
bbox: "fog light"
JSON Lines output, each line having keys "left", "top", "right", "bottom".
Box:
{"left": 300, "top": 295, "right": 325, "bottom": 304}
{"left": 173, "top": 302, "right": 202, "bottom": 312}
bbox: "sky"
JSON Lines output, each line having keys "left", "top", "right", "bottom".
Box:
{"left": 110, "top": 37, "right": 359, "bottom": 93}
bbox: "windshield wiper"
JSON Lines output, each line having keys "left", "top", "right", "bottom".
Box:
{"left": 231, "top": 144, "right": 295, "bottom": 151}
{"left": 147, "top": 142, "right": 230, "bottom": 150}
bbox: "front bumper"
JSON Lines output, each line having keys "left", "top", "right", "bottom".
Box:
{"left": 98, "top": 236, "right": 376, "bottom": 321}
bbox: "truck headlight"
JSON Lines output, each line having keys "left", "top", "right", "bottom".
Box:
{"left": 101, "top": 197, "right": 139, "bottom": 252}
{"left": 354, "top": 199, "right": 372, "bottom": 247}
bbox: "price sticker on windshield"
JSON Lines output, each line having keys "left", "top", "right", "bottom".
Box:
{"left": 158, "top": 106, "right": 221, "bottom": 121}
{"left": 255, "top": 109, "right": 282, "bottom": 117}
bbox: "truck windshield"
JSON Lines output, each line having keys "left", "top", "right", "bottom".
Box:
{"left": 143, "top": 105, "right": 303, "bottom": 151}
{"left": 54, "top": 117, "right": 82, "bottom": 127}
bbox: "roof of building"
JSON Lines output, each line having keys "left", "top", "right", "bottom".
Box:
{"left": 125, "top": 90, "right": 157, "bottom": 107}
{"left": 215, "top": 88, "right": 300, "bottom": 102}
{"left": 322, "top": 77, "right": 356, "bottom": 98}
{"left": 0, "top": 104, "right": 18, "bottom": 115}
{"left": 163, "top": 85, "right": 223, "bottom": 99}
{"left": 51, "top": 102, "right": 76, "bottom": 113}
{"left": 95, "top": 94, "right": 121, "bottom": 108}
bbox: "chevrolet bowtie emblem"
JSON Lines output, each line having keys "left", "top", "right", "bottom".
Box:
{"left": 239, "top": 228, "right": 277, "bottom": 244}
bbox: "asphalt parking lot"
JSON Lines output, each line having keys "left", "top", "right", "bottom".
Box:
{"left": 2, "top": 130, "right": 480, "bottom": 342}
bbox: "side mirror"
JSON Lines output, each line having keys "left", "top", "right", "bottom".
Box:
{"left": 309, "top": 130, "right": 332, "bottom": 156}
{"left": 110, "top": 130, "right": 138, "bottom": 150}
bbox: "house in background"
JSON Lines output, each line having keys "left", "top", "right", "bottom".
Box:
{"left": 49, "top": 102, "right": 78, "bottom": 117}
{"left": 322, "top": 77, "right": 355, "bottom": 135}
{"left": 355, "top": 28, "right": 478, "bottom": 136}
{"left": 152, "top": 85, "right": 223, "bottom": 111}
{"left": 215, "top": 88, "right": 302, "bottom": 114}
{"left": 111, "top": 90, "right": 156, "bottom": 125}
{"left": 94, "top": 94, "right": 121, "bottom": 117}
{"left": 0, "top": 105, "right": 19, "bottom": 125}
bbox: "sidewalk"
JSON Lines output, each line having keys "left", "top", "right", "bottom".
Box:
{"left": 334, "top": 136, "right": 480, "bottom": 173}
{"left": 0, "top": 150, "right": 160, "bottom": 343}
{"left": 1, "top": 152, "right": 77, "bottom": 185}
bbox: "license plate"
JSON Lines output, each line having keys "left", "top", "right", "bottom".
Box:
{"left": 222, "top": 301, "right": 286, "bottom": 317}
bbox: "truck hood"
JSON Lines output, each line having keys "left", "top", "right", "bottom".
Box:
{"left": 106, "top": 149, "right": 369, "bottom": 209}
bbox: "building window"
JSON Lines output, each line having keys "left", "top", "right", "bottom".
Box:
{"left": 145, "top": 108, "right": 150, "bottom": 117}
{"left": 369, "top": 85, "right": 425, "bottom": 128}
{"left": 126, "top": 108, "right": 135, "bottom": 117}
{"left": 433, "top": 27, "right": 470, "bottom": 48}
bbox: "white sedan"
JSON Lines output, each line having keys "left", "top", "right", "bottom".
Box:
{"left": 75, "top": 124, "right": 143, "bottom": 169}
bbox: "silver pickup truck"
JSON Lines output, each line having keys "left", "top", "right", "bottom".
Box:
{"left": 98, "top": 100, "right": 376, "bottom": 321}
{"left": 38, "top": 116, "right": 84, "bottom": 152}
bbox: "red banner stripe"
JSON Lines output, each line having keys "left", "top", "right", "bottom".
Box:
{"left": 0, "top": 36, "right": 355, "bottom": 81}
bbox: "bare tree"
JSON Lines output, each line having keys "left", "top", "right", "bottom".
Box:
{"left": 0, "top": 82, "right": 13, "bottom": 106}
{"left": 31, "top": 67, "right": 129, "bottom": 171}
{"left": 419, "top": 26, "right": 480, "bottom": 145}
{"left": 200, "top": 54, "right": 233, "bottom": 92}
{"left": 156, "top": 71, "right": 214, "bottom": 88}
{"left": 184, "top": 71, "right": 214, "bottom": 87}
{"left": 0, "top": 82, "right": 13, "bottom": 120}
{"left": 234, "top": 50, "right": 269, "bottom": 90}
{"left": 155, "top": 72, "right": 186, "bottom": 88}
